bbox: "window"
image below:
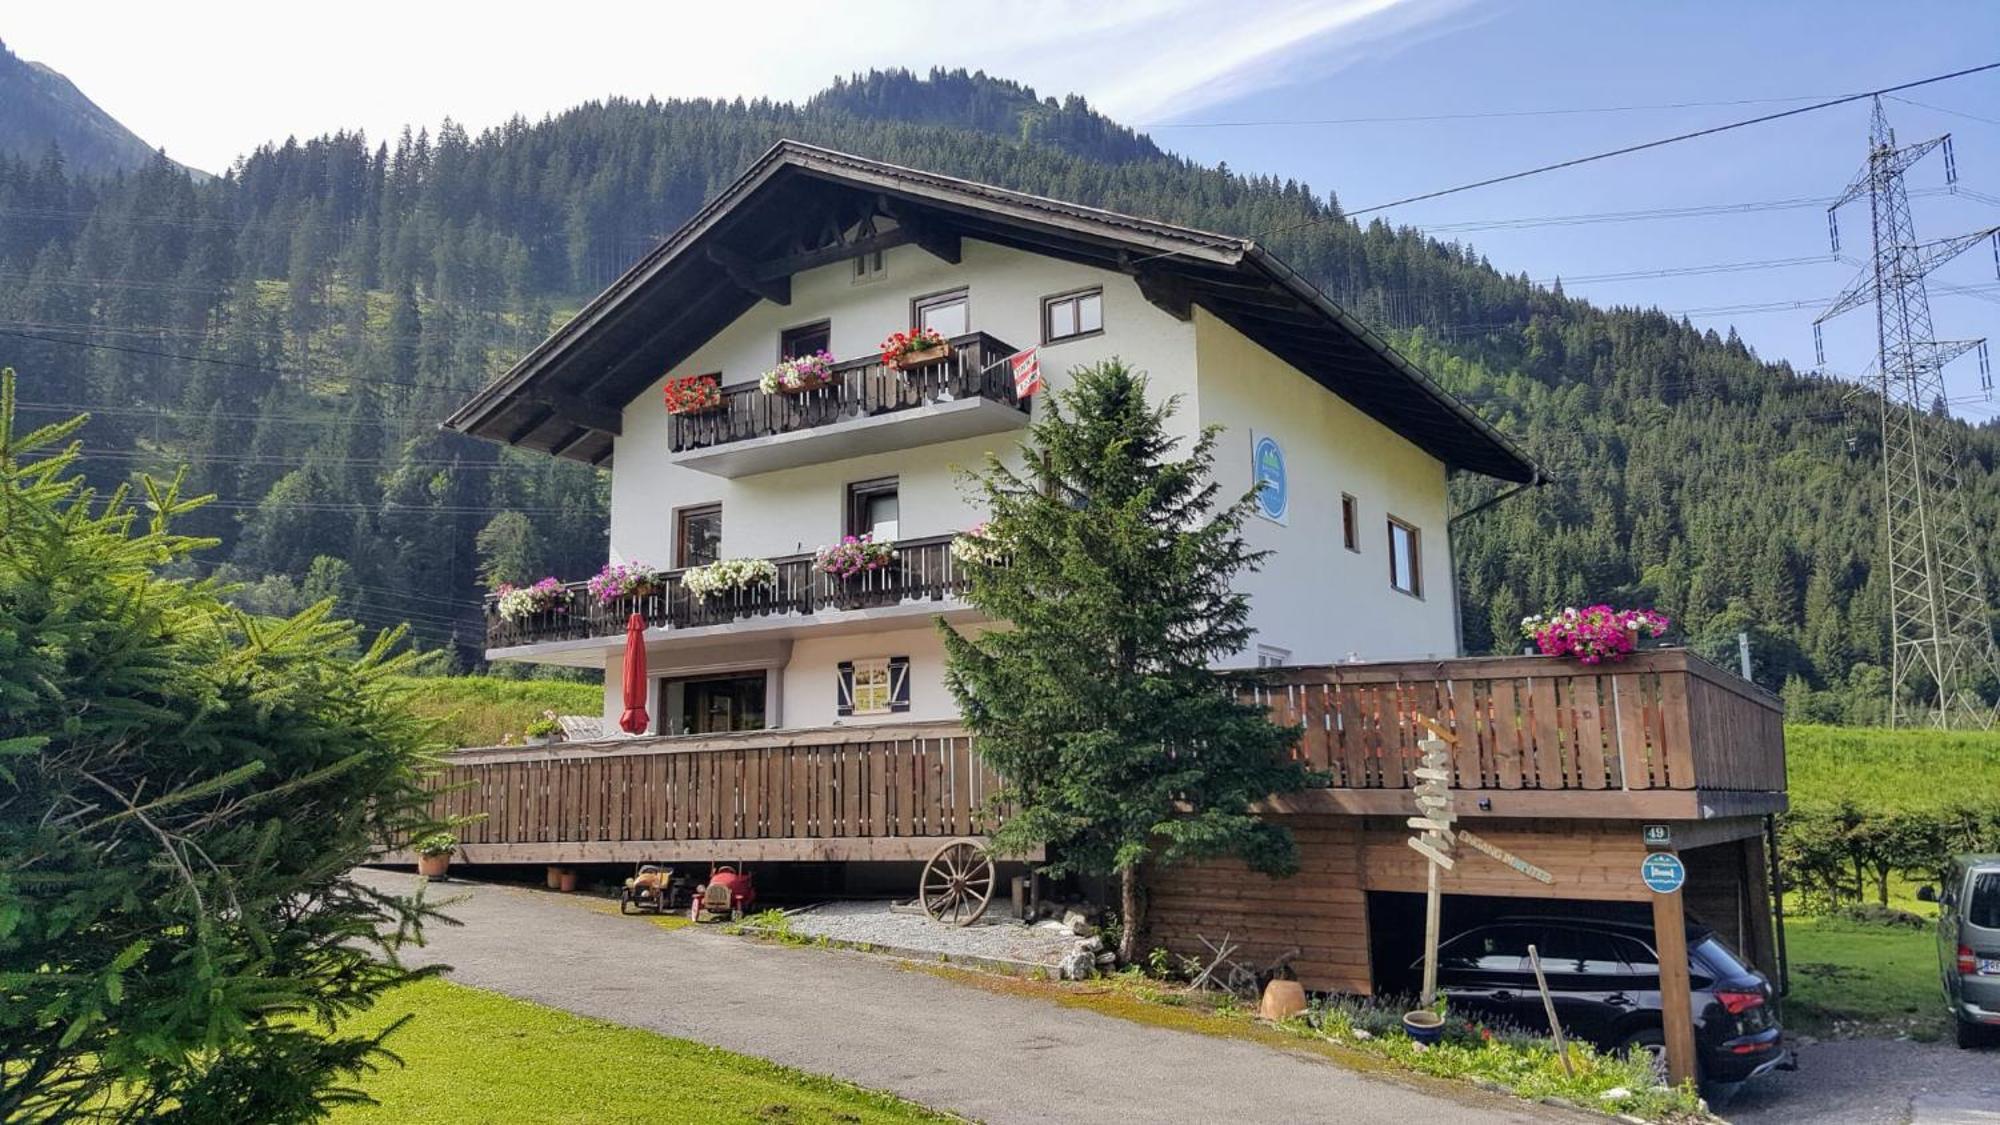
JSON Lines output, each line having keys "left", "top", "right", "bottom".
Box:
{"left": 1532, "top": 927, "right": 1631, "bottom": 976}
{"left": 1388, "top": 516, "right": 1422, "bottom": 597}
{"left": 851, "top": 250, "right": 886, "bottom": 284}
{"left": 912, "top": 288, "right": 969, "bottom": 339}
{"left": 1255, "top": 645, "right": 1291, "bottom": 668}
{"left": 1436, "top": 925, "right": 1531, "bottom": 974}
{"left": 1041, "top": 287, "right": 1103, "bottom": 344}
{"left": 837, "top": 656, "right": 911, "bottom": 717}
{"left": 675, "top": 503, "right": 722, "bottom": 568}
{"left": 846, "top": 477, "right": 899, "bottom": 541}
{"left": 780, "top": 320, "right": 831, "bottom": 360}
{"left": 1341, "top": 493, "right": 1360, "bottom": 552}
{"left": 1970, "top": 872, "right": 2000, "bottom": 929}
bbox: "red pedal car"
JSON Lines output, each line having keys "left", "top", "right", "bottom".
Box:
{"left": 689, "top": 865, "right": 756, "bottom": 922}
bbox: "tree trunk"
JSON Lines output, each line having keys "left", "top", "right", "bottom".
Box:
{"left": 1874, "top": 863, "right": 1890, "bottom": 907}
{"left": 1119, "top": 865, "right": 1142, "bottom": 965}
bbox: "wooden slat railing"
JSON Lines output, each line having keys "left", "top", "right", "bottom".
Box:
{"left": 1249, "top": 649, "right": 1784, "bottom": 793}
{"left": 485, "top": 533, "right": 969, "bottom": 649}
{"left": 429, "top": 724, "right": 1003, "bottom": 858}
{"left": 668, "top": 331, "right": 1024, "bottom": 454}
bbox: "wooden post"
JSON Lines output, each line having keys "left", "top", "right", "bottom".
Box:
{"left": 1420, "top": 858, "right": 1442, "bottom": 1006}
{"left": 1651, "top": 875, "right": 1698, "bottom": 1088}
{"left": 1526, "top": 944, "right": 1573, "bottom": 1076}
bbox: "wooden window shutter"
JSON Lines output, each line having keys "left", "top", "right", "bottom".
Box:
{"left": 836, "top": 660, "right": 855, "bottom": 717}
{"left": 888, "top": 656, "right": 911, "bottom": 713}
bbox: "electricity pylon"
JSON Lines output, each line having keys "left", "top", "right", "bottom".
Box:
{"left": 1815, "top": 97, "right": 2000, "bottom": 728}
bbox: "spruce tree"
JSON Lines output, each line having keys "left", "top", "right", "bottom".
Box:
{"left": 940, "top": 359, "right": 1305, "bottom": 963}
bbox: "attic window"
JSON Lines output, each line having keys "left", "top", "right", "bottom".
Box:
{"left": 852, "top": 250, "right": 886, "bottom": 285}
{"left": 1042, "top": 287, "right": 1103, "bottom": 344}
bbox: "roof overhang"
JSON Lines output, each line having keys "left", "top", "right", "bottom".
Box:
{"left": 443, "top": 140, "right": 1538, "bottom": 483}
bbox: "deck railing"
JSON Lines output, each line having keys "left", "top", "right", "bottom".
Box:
{"left": 428, "top": 723, "right": 1002, "bottom": 861}
{"left": 668, "top": 331, "right": 1024, "bottom": 454}
{"left": 485, "top": 533, "right": 968, "bottom": 649}
{"left": 1251, "top": 649, "right": 1784, "bottom": 793}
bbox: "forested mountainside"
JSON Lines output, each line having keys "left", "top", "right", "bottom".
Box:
{"left": 0, "top": 40, "right": 194, "bottom": 178}
{"left": 1, "top": 67, "right": 1993, "bottom": 718}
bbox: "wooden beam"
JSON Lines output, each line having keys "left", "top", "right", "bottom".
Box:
{"left": 706, "top": 244, "right": 791, "bottom": 305}
{"left": 879, "top": 196, "right": 961, "bottom": 264}
{"left": 742, "top": 228, "right": 916, "bottom": 282}
{"left": 376, "top": 836, "right": 1044, "bottom": 866}
{"left": 503, "top": 405, "right": 556, "bottom": 445}
{"left": 547, "top": 425, "right": 593, "bottom": 459}
{"left": 1652, "top": 876, "right": 1699, "bottom": 1087}
{"left": 528, "top": 390, "right": 622, "bottom": 436}
{"left": 1257, "top": 787, "right": 1709, "bottom": 820}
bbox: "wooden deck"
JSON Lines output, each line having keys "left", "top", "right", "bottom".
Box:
{"left": 400, "top": 649, "right": 1783, "bottom": 866}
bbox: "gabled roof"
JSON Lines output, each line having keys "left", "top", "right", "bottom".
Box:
{"left": 443, "top": 140, "right": 1538, "bottom": 483}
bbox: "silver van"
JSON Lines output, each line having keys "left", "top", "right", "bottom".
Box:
{"left": 1937, "top": 854, "right": 2000, "bottom": 1048}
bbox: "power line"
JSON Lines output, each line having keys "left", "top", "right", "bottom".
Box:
{"left": 1148, "top": 92, "right": 1837, "bottom": 130}
{"left": 1888, "top": 94, "right": 2000, "bottom": 129}
{"left": 1132, "top": 61, "right": 2000, "bottom": 267}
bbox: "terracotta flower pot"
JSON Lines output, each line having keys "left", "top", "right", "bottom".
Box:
{"left": 417, "top": 853, "right": 451, "bottom": 879}
{"left": 887, "top": 344, "right": 950, "bottom": 371}
{"left": 546, "top": 865, "right": 564, "bottom": 889}
{"left": 558, "top": 868, "right": 580, "bottom": 893}
{"left": 1259, "top": 979, "right": 1307, "bottom": 1022}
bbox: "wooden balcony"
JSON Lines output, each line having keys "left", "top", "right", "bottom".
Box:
{"left": 667, "top": 331, "right": 1029, "bottom": 477}
{"left": 396, "top": 650, "right": 1784, "bottom": 868}
{"left": 1253, "top": 649, "right": 1786, "bottom": 820}
{"left": 484, "top": 533, "right": 969, "bottom": 652}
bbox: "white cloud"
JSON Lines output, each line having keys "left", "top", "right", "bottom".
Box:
{"left": 3, "top": 0, "right": 1469, "bottom": 170}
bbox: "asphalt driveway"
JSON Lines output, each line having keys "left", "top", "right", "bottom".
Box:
{"left": 360, "top": 869, "right": 1572, "bottom": 1125}
{"left": 1726, "top": 1036, "right": 2000, "bottom": 1125}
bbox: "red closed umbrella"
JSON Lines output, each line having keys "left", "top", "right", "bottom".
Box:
{"left": 618, "top": 612, "right": 650, "bottom": 734}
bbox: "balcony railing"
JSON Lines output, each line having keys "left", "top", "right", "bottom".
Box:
{"left": 484, "top": 533, "right": 969, "bottom": 650}
{"left": 667, "top": 331, "right": 1025, "bottom": 455}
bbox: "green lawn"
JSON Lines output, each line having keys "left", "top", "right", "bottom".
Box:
{"left": 333, "top": 978, "right": 950, "bottom": 1124}
{"left": 1782, "top": 913, "right": 1944, "bottom": 1040}
{"left": 1786, "top": 723, "right": 2000, "bottom": 811}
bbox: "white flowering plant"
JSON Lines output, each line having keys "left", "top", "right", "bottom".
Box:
{"left": 494, "top": 577, "right": 566, "bottom": 622}
{"left": 948, "top": 521, "right": 1006, "bottom": 566}
{"left": 682, "top": 557, "right": 779, "bottom": 600}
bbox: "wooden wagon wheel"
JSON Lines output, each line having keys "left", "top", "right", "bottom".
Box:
{"left": 920, "top": 838, "right": 995, "bottom": 927}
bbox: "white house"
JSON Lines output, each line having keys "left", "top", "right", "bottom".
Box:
{"left": 444, "top": 141, "right": 1539, "bottom": 738}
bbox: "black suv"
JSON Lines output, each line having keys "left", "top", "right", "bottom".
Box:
{"left": 1428, "top": 915, "right": 1790, "bottom": 1094}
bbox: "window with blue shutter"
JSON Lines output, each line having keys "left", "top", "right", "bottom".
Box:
{"left": 836, "top": 660, "right": 855, "bottom": 716}
{"left": 888, "top": 655, "right": 911, "bottom": 713}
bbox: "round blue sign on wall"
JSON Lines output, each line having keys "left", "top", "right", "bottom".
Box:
{"left": 1640, "top": 852, "right": 1686, "bottom": 895}
{"left": 1252, "top": 434, "right": 1287, "bottom": 523}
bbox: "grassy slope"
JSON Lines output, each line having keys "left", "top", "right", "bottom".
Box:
{"left": 1785, "top": 724, "right": 2000, "bottom": 811}
{"left": 335, "top": 978, "right": 948, "bottom": 1124}
{"left": 396, "top": 676, "right": 601, "bottom": 748}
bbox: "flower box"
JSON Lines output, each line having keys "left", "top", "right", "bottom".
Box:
{"left": 663, "top": 373, "right": 724, "bottom": 415}
{"left": 879, "top": 328, "right": 951, "bottom": 371}
{"left": 683, "top": 557, "right": 779, "bottom": 601}
{"left": 1520, "top": 605, "right": 1670, "bottom": 665}
{"left": 495, "top": 577, "right": 566, "bottom": 622}
{"left": 814, "top": 534, "right": 897, "bottom": 579}
{"left": 760, "top": 350, "right": 838, "bottom": 395}
{"left": 587, "top": 560, "right": 663, "bottom": 606}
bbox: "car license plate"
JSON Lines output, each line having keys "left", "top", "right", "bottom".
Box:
{"left": 1977, "top": 957, "right": 2000, "bottom": 975}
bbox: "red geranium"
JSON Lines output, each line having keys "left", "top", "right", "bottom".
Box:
{"left": 879, "top": 327, "right": 949, "bottom": 364}
{"left": 663, "top": 373, "right": 723, "bottom": 414}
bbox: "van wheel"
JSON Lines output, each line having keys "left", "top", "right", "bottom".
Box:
{"left": 1617, "top": 1027, "right": 1672, "bottom": 1084}
{"left": 1956, "top": 1015, "right": 1986, "bottom": 1049}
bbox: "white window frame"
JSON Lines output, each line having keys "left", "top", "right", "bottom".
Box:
{"left": 1388, "top": 516, "right": 1423, "bottom": 598}
{"left": 850, "top": 657, "right": 893, "bottom": 716}
{"left": 1255, "top": 645, "right": 1292, "bottom": 668}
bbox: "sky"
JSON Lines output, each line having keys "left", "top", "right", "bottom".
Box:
{"left": 7, "top": 0, "right": 2000, "bottom": 416}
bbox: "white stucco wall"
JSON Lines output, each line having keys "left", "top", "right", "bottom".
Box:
{"left": 1192, "top": 307, "right": 1458, "bottom": 663}
{"left": 607, "top": 236, "right": 1199, "bottom": 567}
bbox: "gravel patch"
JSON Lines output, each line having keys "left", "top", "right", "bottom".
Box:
{"left": 785, "top": 900, "right": 1083, "bottom": 967}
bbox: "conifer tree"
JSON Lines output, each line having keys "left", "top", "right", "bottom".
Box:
{"left": 940, "top": 360, "right": 1305, "bottom": 963}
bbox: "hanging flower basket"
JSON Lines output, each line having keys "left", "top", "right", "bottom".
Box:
{"left": 662, "top": 373, "right": 725, "bottom": 415}
{"left": 587, "top": 560, "right": 663, "bottom": 605}
{"left": 1520, "top": 605, "right": 1670, "bottom": 665}
{"left": 494, "top": 577, "right": 566, "bottom": 622}
{"left": 759, "top": 350, "right": 838, "bottom": 395}
{"left": 682, "top": 557, "right": 779, "bottom": 601}
{"left": 880, "top": 328, "right": 950, "bottom": 371}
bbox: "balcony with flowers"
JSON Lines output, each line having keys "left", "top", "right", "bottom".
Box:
{"left": 665, "top": 329, "right": 1028, "bottom": 477}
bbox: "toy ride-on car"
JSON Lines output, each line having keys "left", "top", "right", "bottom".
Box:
{"left": 619, "top": 865, "right": 683, "bottom": 914}
{"left": 689, "top": 864, "right": 756, "bottom": 922}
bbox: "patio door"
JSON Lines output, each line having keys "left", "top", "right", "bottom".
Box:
{"left": 661, "top": 671, "right": 767, "bottom": 735}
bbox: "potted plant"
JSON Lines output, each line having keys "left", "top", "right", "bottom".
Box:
{"left": 524, "top": 711, "right": 561, "bottom": 746}
{"left": 1521, "top": 605, "right": 1671, "bottom": 665}
{"left": 682, "top": 557, "right": 779, "bottom": 601}
{"left": 587, "top": 559, "right": 661, "bottom": 604}
{"left": 662, "top": 373, "right": 724, "bottom": 415}
{"left": 879, "top": 327, "right": 950, "bottom": 371}
{"left": 948, "top": 521, "right": 1006, "bottom": 566}
{"left": 494, "top": 577, "right": 566, "bottom": 622}
{"left": 758, "top": 350, "right": 838, "bottom": 395}
{"left": 413, "top": 832, "right": 457, "bottom": 879}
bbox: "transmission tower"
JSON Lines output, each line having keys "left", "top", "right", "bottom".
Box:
{"left": 1814, "top": 97, "right": 2000, "bottom": 729}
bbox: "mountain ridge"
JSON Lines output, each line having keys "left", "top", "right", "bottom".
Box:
{"left": 0, "top": 38, "right": 204, "bottom": 178}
